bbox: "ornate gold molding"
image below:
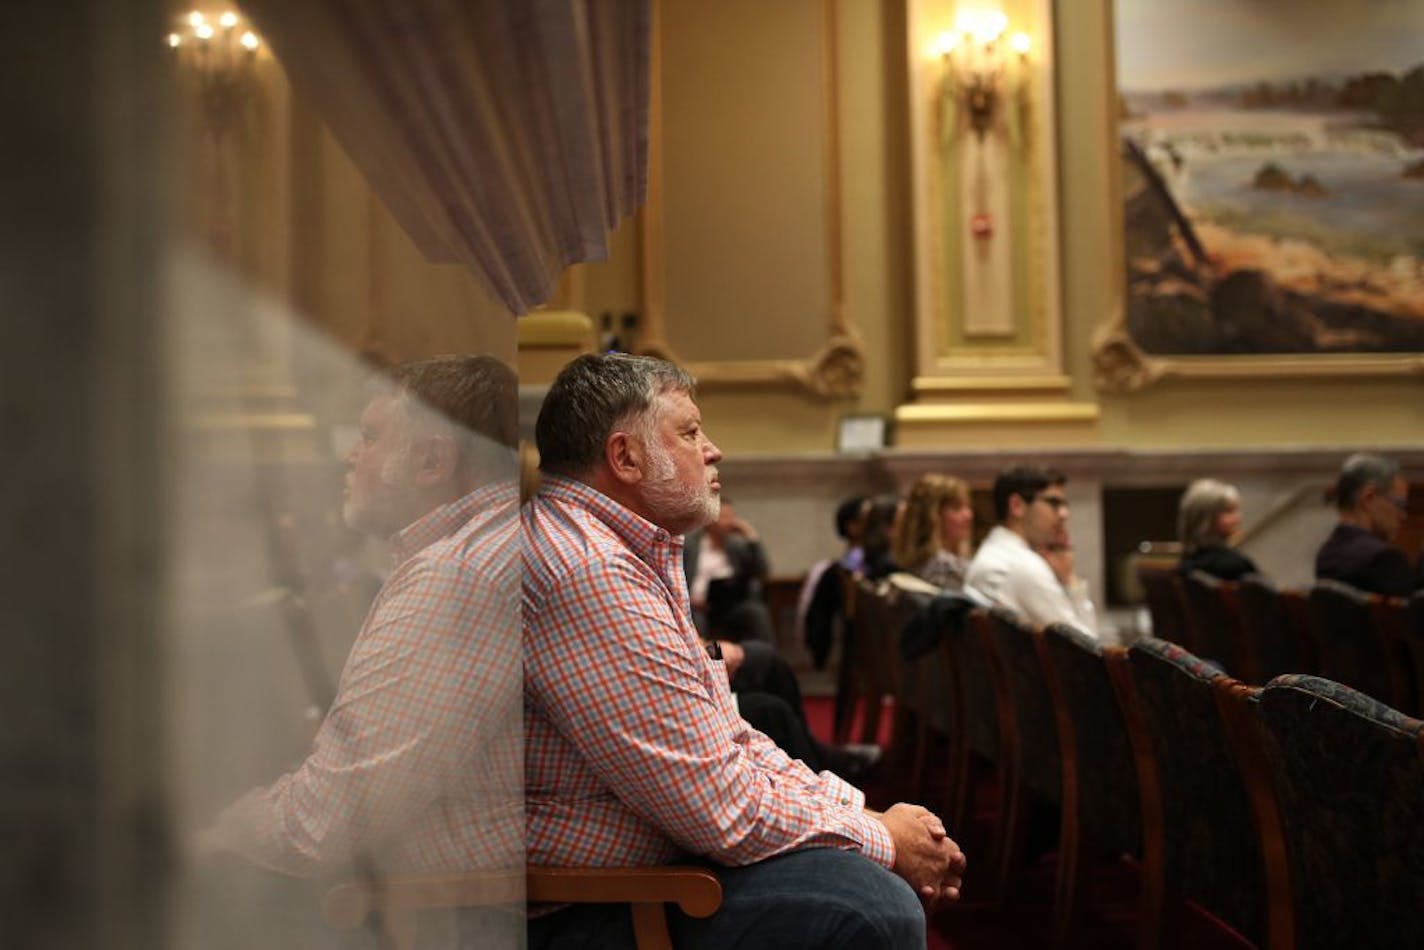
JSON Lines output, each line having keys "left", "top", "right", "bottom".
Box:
{"left": 1094, "top": 328, "right": 1424, "bottom": 394}
{"left": 635, "top": 0, "right": 864, "bottom": 397}
{"left": 1091, "top": 330, "right": 1163, "bottom": 394}
{"left": 908, "top": 0, "right": 1063, "bottom": 380}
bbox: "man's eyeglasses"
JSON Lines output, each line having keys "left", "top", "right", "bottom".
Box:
{"left": 1034, "top": 493, "right": 1068, "bottom": 511}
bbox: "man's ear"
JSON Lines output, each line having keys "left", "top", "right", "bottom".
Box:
{"left": 604, "top": 431, "right": 645, "bottom": 486}
{"left": 1007, "top": 493, "right": 1027, "bottom": 522}
{"left": 411, "top": 434, "right": 459, "bottom": 487}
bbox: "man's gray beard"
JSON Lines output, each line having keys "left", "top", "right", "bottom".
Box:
{"left": 642, "top": 442, "right": 719, "bottom": 535}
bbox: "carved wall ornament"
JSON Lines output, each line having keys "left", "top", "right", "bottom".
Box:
{"left": 1092, "top": 331, "right": 1163, "bottom": 394}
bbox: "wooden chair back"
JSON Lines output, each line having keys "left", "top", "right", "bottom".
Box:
{"left": 1116, "top": 638, "right": 1273, "bottom": 947}
{"left": 1041, "top": 624, "right": 1141, "bottom": 942}
{"left": 1248, "top": 675, "right": 1424, "bottom": 949}
{"left": 1137, "top": 565, "right": 1190, "bottom": 650}
{"left": 1180, "top": 570, "right": 1256, "bottom": 681}
{"left": 1309, "top": 580, "right": 1410, "bottom": 710}
{"left": 1237, "top": 576, "right": 1317, "bottom": 680}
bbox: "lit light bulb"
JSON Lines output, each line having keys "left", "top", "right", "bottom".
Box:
{"left": 167, "top": 32, "right": 182, "bottom": 48}
{"left": 219, "top": 12, "right": 238, "bottom": 29}
{"left": 932, "top": 31, "right": 961, "bottom": 58}
{"left": 187, "top": 11, "right": 205, "bottom": 28}
{"left": 984, "top": 10, "right": 1009, "bottom": 41}
{"left": 240, "top": 31, "right": 259, "bottom": 51}
{"left": 1010, "top": 32, "right": 1031, "bottom": 55}
{"left": 194, "top": 23, "right": 214, "bottom": 40}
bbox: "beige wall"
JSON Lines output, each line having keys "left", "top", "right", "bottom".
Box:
{"left": 576, "top": 0, "right": 913, "bottom": 456}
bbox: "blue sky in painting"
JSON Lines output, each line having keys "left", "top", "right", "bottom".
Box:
{"left": 1116, "top": 0, "right": 1424, "bottom": 91}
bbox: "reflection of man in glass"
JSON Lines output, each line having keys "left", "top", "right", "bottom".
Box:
{"left": 199, "top": 355, "right": 521, "bottom": 880}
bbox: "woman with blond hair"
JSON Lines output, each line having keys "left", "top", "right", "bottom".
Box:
{"left": 893, "top": 473, "right": 975, "bottom": 591}
{"left": 1177, "top": 478, "right": 1259, "bottom": 580}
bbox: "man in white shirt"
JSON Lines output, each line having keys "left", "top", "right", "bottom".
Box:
{"left": 965, "top": 466, "right": 1098, "bottom": 638}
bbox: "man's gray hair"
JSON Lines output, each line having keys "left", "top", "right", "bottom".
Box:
{"left": 1177, "top": 478, "right": 1241, "bottom": 552}
{"left": 536, "top": 353, "right": 696, "bottom": 477}
{"left": 1334, "top": 453, "right": 1399, "bottom": 510}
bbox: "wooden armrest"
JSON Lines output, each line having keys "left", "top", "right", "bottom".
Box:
{"left": 528, "top": 866, "right": 722, "bottom": 919}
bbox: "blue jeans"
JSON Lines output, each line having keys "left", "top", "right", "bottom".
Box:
{"left": 526, "top": 849, "right": 925, "bottom": 949}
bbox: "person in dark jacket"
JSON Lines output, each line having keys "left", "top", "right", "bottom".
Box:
{"left": 1177, "top": 478, "right": 1259, "bottom": 581}
{"left": 1315, "top": 453, "right": 1420, "bottom": 597}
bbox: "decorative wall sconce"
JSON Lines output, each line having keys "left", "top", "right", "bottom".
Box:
{"left": 933, "top": 9, "right": 1030, "bottom": 142}
{"left": 166, "top": 10, "right": 266, "bottom": 256}
{"left": 167, "top": 10, "right": 263, "bottom": 134}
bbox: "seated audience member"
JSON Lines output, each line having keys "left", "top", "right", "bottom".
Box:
{"left": 686, "top": 499, "right": 773, "bottom": 643}
{"left": 892, "top": 473, "right": 974, "bottom": 591}
{"left": 716, "top": 639, "right": 879, "bottom": 780}
{"left": 525, "top": 443, "right": 863, "bottom": 779}
{"left": 1316, "top": 453, "right": 1421, "bottom": 597}
{"left": 965, "top": 466, "right": 1099, "bottom": 637}
{"left": 800, "top": 496, "right": 873, "bottom": 671}
{"left": 836, "top": 494, "right": 870, "bottom": 572}
{"left": 200, "top": 356, "right": 523, "bottom": 879}
{"left": 860, "top": 494, "right": 905, "bottom": 581}
{"left": 524, "top": 354, "right": 964, "bottom": 949}
{"left": 1177, "top": 478, "right": 1259, "bottom": 581}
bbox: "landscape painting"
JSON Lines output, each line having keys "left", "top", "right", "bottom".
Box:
{"left": 1116, "top": 0, "right": 1424, "bottom": 356}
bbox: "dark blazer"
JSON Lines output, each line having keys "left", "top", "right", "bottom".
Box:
{"left": 1178, "top": 544, "right": 1259, "bottom": 582}
{"left": 1314, "top": 523, "right": 1420, "bottom": 598}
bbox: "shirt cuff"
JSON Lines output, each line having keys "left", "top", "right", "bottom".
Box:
{"left": 816, "top": 770, "right": 865, "bottom": 812}
{"left": 852, "top": 809, "right": 897, "bottom": 869}
{"left": 814, "top": 772, "right": 895, "bottom": 869}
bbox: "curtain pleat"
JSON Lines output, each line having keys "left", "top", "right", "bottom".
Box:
{"left": 243, "top": 0, "right": 650, "bottom": 314}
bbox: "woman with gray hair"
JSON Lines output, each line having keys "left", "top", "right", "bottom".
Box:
{"left": 1177, "top": 478, "right": 1260, "bottom": 580}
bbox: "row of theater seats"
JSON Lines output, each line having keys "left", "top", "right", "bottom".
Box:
{"left": 839, "top": 572, "right": 1424, "bottom": 949}
{"left": 1140, "top": 567, "right": 1424, "bottom": 717}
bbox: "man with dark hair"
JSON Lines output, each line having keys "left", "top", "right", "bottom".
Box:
{"left": 835, "top": 494, "right": 869, "bottom": 571}
{"left": 965, "top": 465, "right": 1099, "bottom": 636}
{"left": 200, "top": 355, "right": 522, "bottom": 881}
{"left": 1316, "top": 453, "right": 1420, "bottom": 597}
{"left": 524, "top": 353, "right": 964, "bottom": 949}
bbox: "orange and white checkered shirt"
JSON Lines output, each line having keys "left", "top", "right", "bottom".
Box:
{"left": 523, "top": 475, "right": 894, "bottom": 870}
{"left": 212, "top": 483, "right": 523, "bottom": 877}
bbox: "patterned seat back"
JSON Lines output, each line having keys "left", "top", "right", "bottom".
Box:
{"left": 1252, "top": 674, "right": 1424, "bottom": 949}
{"left": 1043, "top": 624, "right": 1140, "bottom": 856}
{"left": 983, "top": 607, "right": 1060, "bottom": 801}
{"left": 1309, "top": 580, "right": 1405, "bottom": 709}
{"left": 1126, "top": 638, "right": 1267, "bottom": 944}
{"left": 1238, "top": 574, "right": 1314, "bottom": 681}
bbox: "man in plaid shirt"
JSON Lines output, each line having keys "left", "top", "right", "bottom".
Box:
{"left": 201, "top": 356, "right": 523, "bottom": 890}
{"left": 525, "top": 354, "right": 965, "bottom": 948}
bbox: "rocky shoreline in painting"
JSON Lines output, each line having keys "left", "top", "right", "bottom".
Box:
{"left": 1122, "top": 137, "right": 1424, "bottom": 355}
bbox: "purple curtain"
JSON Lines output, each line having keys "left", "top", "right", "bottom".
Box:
{"left": 244, "top": 0, "right": 650, "bottom": 314}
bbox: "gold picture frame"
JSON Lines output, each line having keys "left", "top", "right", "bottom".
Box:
{"left": 1090, "top": 0, "right": 1424, "bottom": 395}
